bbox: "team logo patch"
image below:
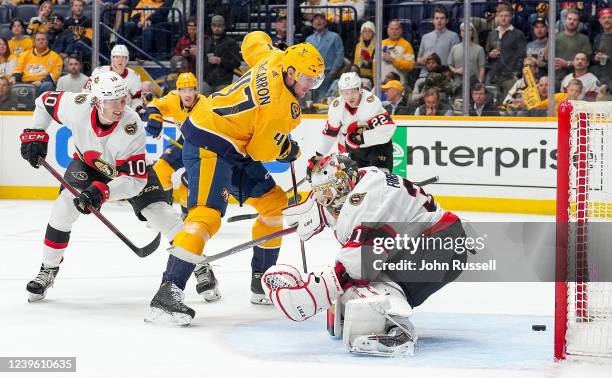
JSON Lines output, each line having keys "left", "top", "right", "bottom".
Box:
{"left": 124, "top": 123, "right": 137, "bottom": 135}
{"left": 93, "top": 159, "right": 117, "bottom": 177}
{"left": 332, "top": 99, "right": 340, "bottom": 108}
{"left": 271, "top": 70, "right": 279, "bottom": 77}
{"left": 290, "top": 102, "right": 301, "bottom": 119}
{"left": 71, "top": 171, "right": 88, "bottom": 181}
{"left": 221, "top": 188, "right": 230, "bottom": 203}
{"left": 349, "top": 192, "right": 366, "bottom": 206}
{"left": 366, "top": 95, "right": 375, "bottom": 103}
{"left": 74, "top": 94, "right": 87, "bottom": 104}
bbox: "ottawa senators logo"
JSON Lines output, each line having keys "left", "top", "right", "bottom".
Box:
{"left": 332, "top": 98, "right": 340, "bottom": 108}
{"left": 74, "top": 94, "right": 87, "bottom": 104}
{"left": 349, "top": 192, "right": 366, "bottom": 206}
{"left": 366, "top": 95, "right": 375, "bottom": 103}
{"left": 124, "top": 123, "right": 137, "bottom": 135}
{"left": 94, "top": 159, "right": 117, "bottom": 177}
{"left": 290, "top": 102, "right": 301, "bottom": 119}
{"left": 71, "top": 171, "right": 88, "bottom": 181}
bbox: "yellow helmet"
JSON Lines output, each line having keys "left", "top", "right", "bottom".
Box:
{"left": 176, "top": 72, "right": 198, "bottom": 90}
{"left": 281, "top": 43, "right": 326, "bottom": 88}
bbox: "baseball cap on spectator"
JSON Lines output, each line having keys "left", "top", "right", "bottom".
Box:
{"left": 211, "top": 15, "right": 225, "bottom": 25}
{"left": 52, "top": 14, "right": 65, "bottom": 23}
{"left": 533, "top": 17, "right": 548, "bottom": 27}
{"left": 381, "top": 80, "right": 404, "bottom": 92}
{"left": 313, "top": 13, "right": 327, "bottom": 20}
{"left": 599, "top": 8, "right": 612, "bottom": 18}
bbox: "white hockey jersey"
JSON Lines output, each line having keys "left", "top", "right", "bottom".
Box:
{"left": 85, "top": 66, "right": 143, "bottom": 108}
{"left": 318, "top": 89, "right": 396, "bottom": 154}
{"left": 32, "top": 91, "right": 148, "bottom": 201}
{"left": 330, "top": 167, "right": 452, "bottom": 280}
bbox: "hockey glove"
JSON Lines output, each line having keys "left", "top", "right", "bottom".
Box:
{"left": 144, "top": 110, "right": 163, "bottom": 138}
{"left": 345, "top": 124, "right": 366, "bottom": 150}
{"left": 277, "top": 138, "right": 301, "bottom": 163}
{"left": 305, "top": 153, "right": 323, "bottom": 182}
{"left": 282, "top": 192, "right": 327, "bottom": 241}
{"left": 262, "top": 264, "right": 344, "bottom": 322}
{"left": 73, "top": 182, "right": 110, "bottom": 214}
{"left": 20, "top": 129, "right": 49, "bottom": 168}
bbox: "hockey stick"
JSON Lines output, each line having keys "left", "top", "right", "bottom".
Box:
{"left": 226, "top": 177, "right": 307, "bottom": 223}
{"left": 40, "top": 159, "right": 161, "bottom": 258}
{"left": 291, "top": 161, "right": 308, "bottom": 273}
{"left": 203, "top": 175, "right": 440, "bottom": 264}
{"left": 198, "top": 227, "right": 297, "bottom": 264}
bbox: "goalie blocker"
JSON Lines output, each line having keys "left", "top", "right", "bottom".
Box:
{"left": 262, "top": 154, "right": 467, "bottom": 356}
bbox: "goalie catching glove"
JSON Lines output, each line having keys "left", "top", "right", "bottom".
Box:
{"left": 262, "top": 264, "right": 344, "bottom": 321}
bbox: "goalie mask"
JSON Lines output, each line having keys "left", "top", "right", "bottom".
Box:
{"left": 310, "top": 154, "right": 360, "bottom": 218}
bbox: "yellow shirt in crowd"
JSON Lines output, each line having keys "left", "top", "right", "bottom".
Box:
{"left": 15, "top": 48, "right": 63, "bottom": 83}
{"left": 8, "top": 37, "right": 33, "bottom": 58}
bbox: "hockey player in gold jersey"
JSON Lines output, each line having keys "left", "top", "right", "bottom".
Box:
{"left": 146, "top": 32, "right": 325, "bottom": 325}
{"left": 144, "top": 72, "right": 203, "bottom": 216}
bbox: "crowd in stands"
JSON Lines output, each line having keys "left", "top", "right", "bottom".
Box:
{"left": 0, "top": 0, "right": 610, "bottom": 116}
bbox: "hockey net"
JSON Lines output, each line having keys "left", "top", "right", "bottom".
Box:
{"left": 555, "top": 100, "right": 612, "bottom": 360}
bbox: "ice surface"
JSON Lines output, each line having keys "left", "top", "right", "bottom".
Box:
{"left": 0, "top": 201, "right": 610, "bottom": 378}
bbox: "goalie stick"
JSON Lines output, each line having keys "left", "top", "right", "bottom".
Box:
{"left": 40, "top": 159, "right": 161, "bottom": 258}
{"left": 201, "top": 175, "right": 440, "bottom": 265}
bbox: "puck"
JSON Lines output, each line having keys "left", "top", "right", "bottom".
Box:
{"left": 532, "top": 325, "right": 546, "bottom": 331}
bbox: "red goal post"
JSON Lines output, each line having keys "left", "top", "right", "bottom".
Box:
{"left": 555, "top": 100, "right": 612, "bottom": 361}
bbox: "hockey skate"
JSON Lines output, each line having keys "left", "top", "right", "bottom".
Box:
{"left": 146, "top": 281, "right": 195, "bottom": 326}
{"left": 26, "top": 264, "right": 59, "bottom": 302}
{"left": 350, "top": 326, "right": 417, "bottom": 357}
{"left": 250, "top": 272, "right": 272, "bottom": 305}
{"left": 194, "top": 263, "right": 221, "bottom": 302}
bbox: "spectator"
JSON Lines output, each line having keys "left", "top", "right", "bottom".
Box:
{"left": 416, "top": 7, "right": 459, "bottom": 78}
{"left": 413, "top": 53, "right": 453, "bottom": 100}
{"left": 381, "top": 79, "right": 411, "bottom": 115}
{"left": 10, "top": 31, "right": 63, "bottom": 95}
{"left": 8, "top": 20, "right": 33, "bottom": 59}
{"left": 172, "top": 17, "right": 197, "bottom": 73}
{"left": 530, "top": 76, "right": 567, "bottom": 116}
{"left": 130, "top": 0, "right": 168, "bottom": 56}
{"left": 485, "top": 3, "right": 526, "bottom": 102}
{"left": 301, "top": 0, "right": 329, "bottom": 24}
{"left": 560, "top": 52, "right": 600, "bottom": 100}
{"left": 503, "top": 56, "right": 539, "bottom": 109}
{"left": 469, "top": 83, "right": 498, "bottom": 116}
{"left": 56, "top": 55, "right": 88, "bottom": 92}
{"left": 0, "top": 76, "right": 18, "bottom": 111}
{"left": 326, "top": 0, "right": 366, "bottom": 23}
{"left": 592, "top": 8, "right": 611, "bottom": 86}
{"left": 28, "top": 1, "right": 54, "bottom": 35}
{"left": 414, "top": 88, "right": 453, "bottom": 116}
{"left": 65, "top": 0, "right": 92, "bottom": 44}
{"left": 353, "top": 21, "right": 375, "bottom": 82}
{"left": 552, "top": 9, "right": 592, "bottom": 86}
{"left": 565, "top": 78, "right": 583, "bottom": 101}
{"left": 526, "top": 17, "right": 548, "bottom": 74}
{"left": 99, "top": 0, "right": 129, "bottom": 43}
{"left": 596, "top": 84, "right": 611, "bottom": 101}
{"left": 272, "top": 16, "right": 287, "bottom": 49}
{"left": 305, "top": 13, "right": 344, "bottom": 102}
{"left": 381, "top": 20, "right": 415, "bottom": 85}
{"left": 48, "top": 14, "right": 75, "bottom": 60}
{"left": 0, "top": 38, "right": 17, "bottom": 78}
{"left": 447, "top": 22, "right": 486, "bottom": 90}
{"left": 201, "top": 15, "right": 241, "bottom": 95}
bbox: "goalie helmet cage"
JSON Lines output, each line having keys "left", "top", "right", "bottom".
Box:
{"left": 555, "top": 100, "right": 612, "bottom": 361}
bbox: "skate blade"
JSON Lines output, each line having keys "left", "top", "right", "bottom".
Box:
{"left": 145, "top": 307, "right": 193, "bottom": 326}
{"left": 27, "top": 292, "right": 46, "bottom": 303}
{"left": 250, "top": 293, "right": 272, "bottom": 305}
{"left": 200, "top": 288, "right": 221, "bottom": 303}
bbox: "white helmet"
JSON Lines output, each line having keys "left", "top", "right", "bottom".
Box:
{"left": 337, "top": 72, "right": 362, "bottom": 91}
{"left": 91, "top": 71, "right": 129, "bottom": 101}
{"left": 310, "top": 153, "right": 360, "bottom": 218}
{"left": 111, "top": 44, "right": 130, "bottom": 60}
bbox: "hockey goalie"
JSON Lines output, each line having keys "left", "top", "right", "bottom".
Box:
{"left": 262, "top": 154, "right": 468, "bottom": 356}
